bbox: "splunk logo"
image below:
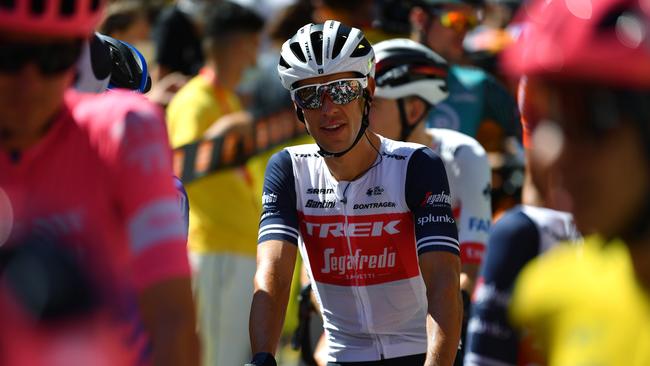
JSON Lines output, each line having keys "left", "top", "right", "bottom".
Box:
{"left": 417, "top": 214, "right": 455, "bottom": 226}
{"left": 304, "top": 220, "right": 400, "bottom": 238}
{"left": 321, "top": 247, "right": 396, "bottom": 274}
{"left": 420, "top": 191, "right": 452, "bottom": 207}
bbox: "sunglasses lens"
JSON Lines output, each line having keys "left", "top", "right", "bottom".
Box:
{"left": 440, "top": 11, "right": 477, "bottom": 31}
{"left": 0, "top": 40, "right": 82, "bottom": 75}
{"left": 295, "top": 85, "right": 322, "bottom": 109}
{"left": 328, "top": 80, "right": 363, "bottom": 105}
{"left": 294, "top": 79, "right": 363, "bottom": 109}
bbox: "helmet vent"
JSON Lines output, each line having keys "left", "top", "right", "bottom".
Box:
{"left": 279, "top": 56, "right": 290, "bottom": 68}
{"left": 290, "top": 42, "right": 307, "bottom": 62}
{"left": 91, "top": 0, "right": 100, "bottom": 11}
{"left": 332, "top": 23, "right": 352, "bottom": 59}
{"left": 311, "top": 31, "right": 323, "bottom": 65}
{"left": 350, "top": 37, "right": 372, "bottom": 57}
{"left": 30, "top": 0, "right": 45, "bottom": 15}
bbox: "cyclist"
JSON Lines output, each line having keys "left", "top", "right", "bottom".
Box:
{"left": 370, "top": 37, "right": 490, "bottom": 295}
{"left": 463, "top": 76, "right": 581, "bottom": 366}
{"left": 368, "top": 38, "right": 491, "bottom": 365}
{"left": 501, "top": 0, "right": 650, "bottom": 364}
{"left": 0, "top": 1, "right": 198, "bottom": 365}
{"left": 249, "top": 20, "right": 461, "bottom": 366}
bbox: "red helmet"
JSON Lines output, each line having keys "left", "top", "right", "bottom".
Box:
{"left": 0, "top": 0, "right": 106, "bottom": 37}
{"left": 502, "top": 0, "right": 650, "bottom": 88}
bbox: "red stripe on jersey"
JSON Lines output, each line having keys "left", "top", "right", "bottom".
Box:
{"left": 299, "top": 212, "right": 420, "bottom": 286}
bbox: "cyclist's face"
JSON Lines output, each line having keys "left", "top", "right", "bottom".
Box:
{"left": 368, "top": 97, "right": 402, "bottom": 140}
{"left": 424, "top": 4, "right": 476, "bottom": 64}
{"left": 537, "top": 79, "right": 650, "bottom": 237}
{"left": 0, "top": 32, "right": 77, "bottom": 150}
{"left": 297, "top": 72, "right": 373, "bottom": 154}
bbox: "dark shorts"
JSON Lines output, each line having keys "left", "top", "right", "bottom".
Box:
{"left": 326, "top": 353, "right": 426, "bottom": 366}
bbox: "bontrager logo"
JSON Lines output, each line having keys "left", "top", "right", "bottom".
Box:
{"left": 321, "top": 247, "right": 396, "bottom": 274}
{"left": 420, "top": 191, "right": 452, "bottom": 207}
{"left": 305, "top": 199, "right": 336, "bottom": 209}
{"left": 353, "top": 202, "right": 396, "bottom": 210}
{"left": 262, "top": 192, "right": 277, "bottom": 205}
{"left": 304, "top": 220, "right": 400, "bottom": 238}
{"left": 417, "top": 214, "right": 455, "bottom": 226}
{"left": 306, "top": 188, "right": 334, "bottom": 195}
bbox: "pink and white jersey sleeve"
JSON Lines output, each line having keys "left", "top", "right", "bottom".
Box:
{"left": 71, "top": 90, "right": 190, "bottom": 291}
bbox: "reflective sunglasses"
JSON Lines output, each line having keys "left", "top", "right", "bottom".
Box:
{"left": 291, "top": 77, "right": 368, "bottom": 109}
{"left": 0, "top": 39, "right": 83, "bottom": 75}
{"left": 434, "top": 9, "right": 479, "bottom": 32}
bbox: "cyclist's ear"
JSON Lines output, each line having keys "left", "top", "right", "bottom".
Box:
{"left": 406, "top": 96, "right": 429, "bottom": 126}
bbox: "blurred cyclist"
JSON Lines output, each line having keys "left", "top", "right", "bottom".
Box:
{"left": 249, "top": 20, "right": 462, "bottom": 366}
{"left": 0, "top": 1, "right": 198, "bottom": 365}
{"left": 368, "top": 38, "right": 491, "bottom": 365}
{"left": 501, "top": 0, "right": 650, "bottom": 364}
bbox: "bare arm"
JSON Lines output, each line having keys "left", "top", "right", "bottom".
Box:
{"left": 250, "top": 239, "right": 298, "bottom": 355}
{"left": 420, "top": 251, "right": 462, "bottom": 366}
{"left": 138, "top": 277, "right": 200, "bottom": 366}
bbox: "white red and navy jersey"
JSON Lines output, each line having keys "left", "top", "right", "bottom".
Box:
{"left": 429, "top": 128, "right": 491, "bottom": 265}
{"left": 465, "top": 205, "right": 581, "bottom": 366}
{"left": 0, "top": 89, "right": 190, "bottom": 365}
{"left": 258, "top": 136, "right": 459, "bottom": 362}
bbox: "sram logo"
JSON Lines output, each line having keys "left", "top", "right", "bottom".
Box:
{"left": 304, "top": 220, "right": 400, "bottom": 238}
{"left": 321, "top": 247, "right": 396, "bottom": 274}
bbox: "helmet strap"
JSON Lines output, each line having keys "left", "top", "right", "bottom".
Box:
{"left": 317, "top": 90, "right": 372, "bottom": 158}
{"left": 397, "top": 97, "right": 431, "bottom": 142}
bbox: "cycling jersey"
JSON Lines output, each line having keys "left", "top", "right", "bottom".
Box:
{"left": 258, "top": 136, "right": 459, "bottom": 363}
{"left": 425, "top": 65, "right": 521, "bottom": 144}
{"left": 429, "top": 128, "right": 491, "bottom": 265}
{"left": 510, "top": 236, "right": 650, "bottom": 366}
{"left": 0, "top": 89, "right": 190, "bottom": 364}
{"left": 465, "top": 205, "right": 580, "bottom": 366}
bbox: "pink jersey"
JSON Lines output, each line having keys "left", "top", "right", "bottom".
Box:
{"left": 0, "top": 89, "right": 190, "bottom": 365}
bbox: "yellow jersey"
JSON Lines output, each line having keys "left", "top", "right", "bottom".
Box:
{"left": 510, "top": 236, "right": 650, "bottom": 366}
{"left": 167, "top": 74, "right": 260, "bottom": 256}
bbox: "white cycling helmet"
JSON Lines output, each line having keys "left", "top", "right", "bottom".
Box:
{"left": 373, "top": 38, "right": 449, "bottom": 106}
{"left": 278, "top": 20, "right": 375, "bottom": 90}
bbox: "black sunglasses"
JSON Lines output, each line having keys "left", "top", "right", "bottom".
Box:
{"left": 0, "top": 39, "right": 83, "bottom": 75}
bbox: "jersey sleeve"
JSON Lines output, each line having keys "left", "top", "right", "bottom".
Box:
{"left": 405, "top": 148, "right": 460, "bottom": 256}
{"left": 465, "top": 209, "right": 539, "bottom": 366}
{"left": 258, "top": 150, "right": 300, "bottom": 245}
{"left": 103, "top": 93, "right": 190, "bottom": 291}
{"left": 454, "top": 143, "right": 492, "bottom": 265}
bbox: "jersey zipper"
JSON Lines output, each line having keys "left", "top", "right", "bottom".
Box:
{"left": 340, "top": 181, "right": 386, "bottom": 360}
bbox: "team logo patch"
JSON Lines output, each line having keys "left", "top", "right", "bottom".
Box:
{"left": 299, "top": 212, "right": 419, "bottom": 286}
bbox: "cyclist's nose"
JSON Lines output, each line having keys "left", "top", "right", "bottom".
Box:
{"left": 320, "top": 92, "right": 339, "bottom": 115}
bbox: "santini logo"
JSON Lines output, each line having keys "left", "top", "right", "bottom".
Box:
{"left": 417, "top": 214, "right": 455, "bottom": 226}
{"left": 420, "top": 191, "right": 452, "bottom": 207}
{"left": 305, "top": 199, "right": 336, "bottom": 209}
{"left": 304, "top": 220, "right": 400, "bottom": 238}
{"left": 321, "top": 248, "right": 396, "bottom": 274}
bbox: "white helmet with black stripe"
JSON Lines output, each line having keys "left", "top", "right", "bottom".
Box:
{"left": 278, "top": 20, "right": 375, "bottom": 91}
